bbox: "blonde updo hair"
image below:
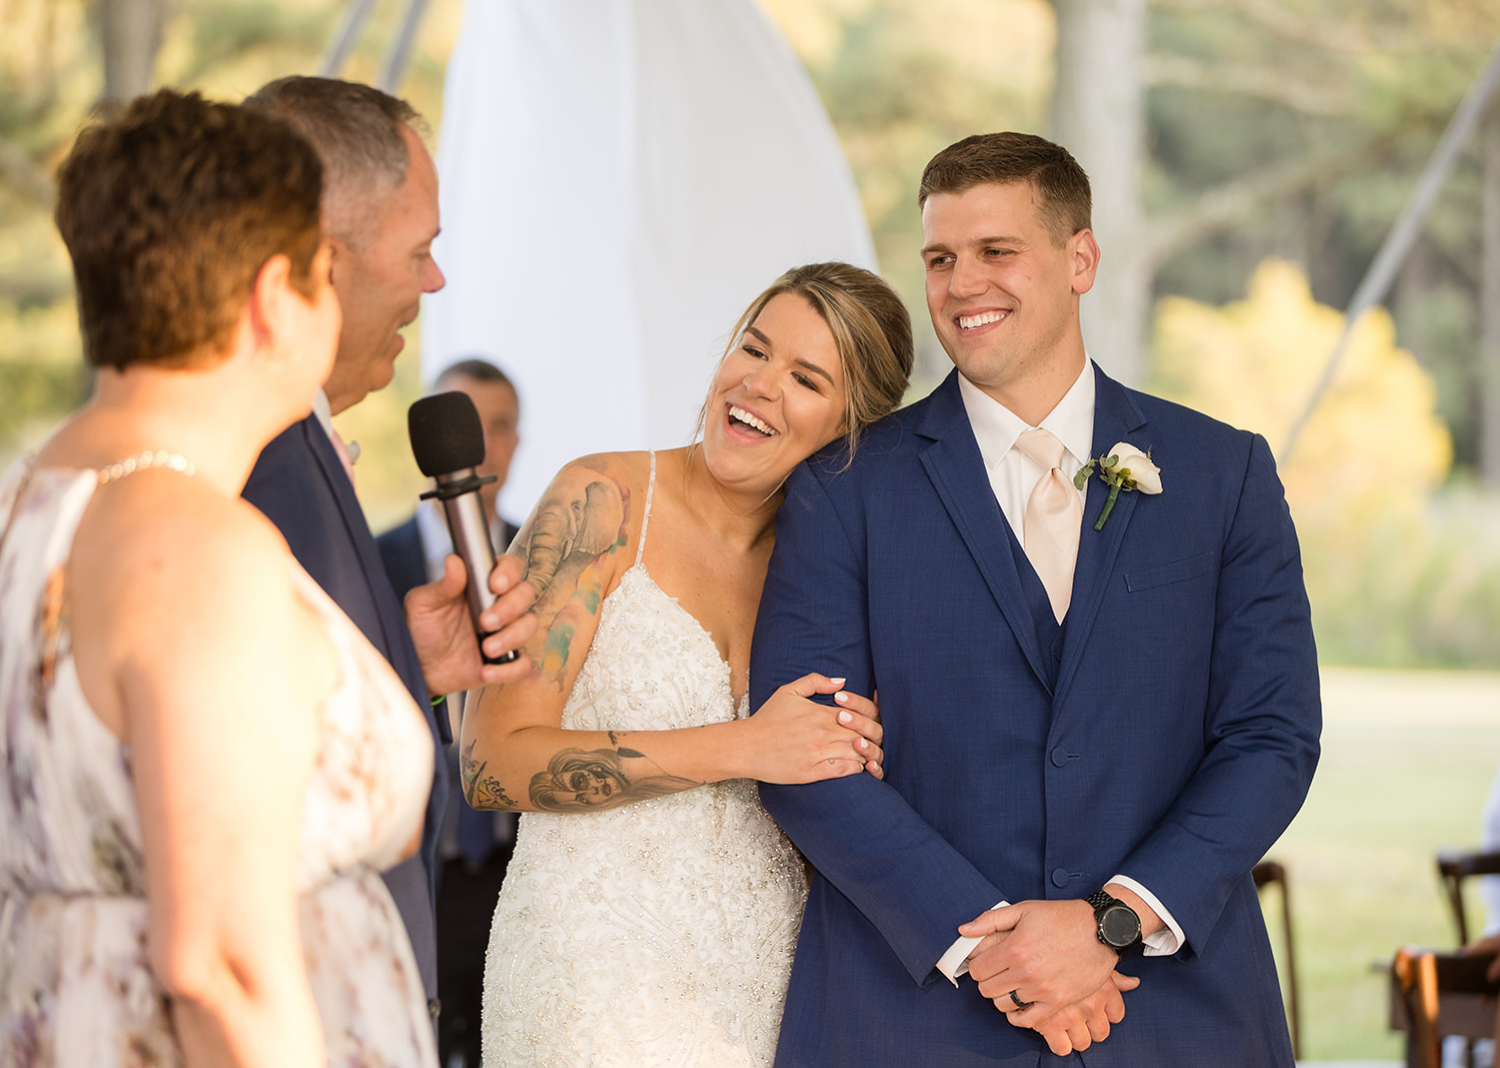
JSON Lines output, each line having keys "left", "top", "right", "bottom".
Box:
{"left": 701, "top": 262, "right": 914, "bottom": 460}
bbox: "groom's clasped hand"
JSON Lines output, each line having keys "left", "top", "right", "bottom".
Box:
{"left": 960, "top": 900, "right": 1141, "bottom": 1056}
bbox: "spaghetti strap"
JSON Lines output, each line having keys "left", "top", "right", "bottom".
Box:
{"left": 635, "top": 451, "right": 656, "bottom": 566}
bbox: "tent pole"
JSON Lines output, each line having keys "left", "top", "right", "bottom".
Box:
{"left": 1280, "top": 34, "right": 1500, "bottom": 462}
{"left": 377, "top": 0, "right": 430, "bottom": 93}
{"left": 317, "top": 0, "right": 380, "bottom": 78}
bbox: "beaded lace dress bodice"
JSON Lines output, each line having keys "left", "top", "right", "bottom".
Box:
{"left": 482, "top": 453, "right": 807, "bottom": 1067}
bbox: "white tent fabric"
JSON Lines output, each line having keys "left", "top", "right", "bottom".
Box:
{"left": 422, "top": 0, "right": 877, "bottom": 523}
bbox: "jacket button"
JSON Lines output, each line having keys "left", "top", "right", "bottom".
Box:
{"left": 1051, "top": 867, "right": 1071, "bottom": 888}
{"left": 1050, "top": 747, "right": 1070, "bottom": 768}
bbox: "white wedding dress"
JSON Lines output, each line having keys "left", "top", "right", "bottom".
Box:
{"left": 481, "top": 454, "right": 809, "bottom": 1067}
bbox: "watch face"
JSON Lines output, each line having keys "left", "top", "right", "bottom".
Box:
{"left": 1100, "top": 905, "right": 1141, "bottom": 947}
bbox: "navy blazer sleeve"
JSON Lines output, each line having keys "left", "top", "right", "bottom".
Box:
{"left": 376, "top": 516, "right": 429, "bottom": 604}
{"left": 1112, "top": 433, "right": 1320, "bottom": 952}
{"left": 753, "top": 464, "right": 1004, "bottom": 987}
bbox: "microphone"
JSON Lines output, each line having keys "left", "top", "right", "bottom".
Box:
{"left": 407, "top": 391, "right": 519, "bottom": 665}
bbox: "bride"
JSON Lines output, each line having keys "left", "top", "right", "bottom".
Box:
{"left": 462, "top": 261, "right": 913, "bottom": 1066}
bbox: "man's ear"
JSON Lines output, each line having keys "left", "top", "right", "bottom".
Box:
{"left": 1069, "top": 229, "right": 1101, "bottom": 296}
{"left": 245, "top": 253, "right": 294, "bottom": 358}
{"left": 324, "top": 230, "right": 350, "bottom": 290}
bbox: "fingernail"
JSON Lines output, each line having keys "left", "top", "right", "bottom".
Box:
{"left": 859, "top": 738, "right": 869, "bottom": 750}
{"left": 829, "top": 677, "right": 846, "bottom": 687}
{"left": 834, "top": 691, "right": 849, "bottom": 704}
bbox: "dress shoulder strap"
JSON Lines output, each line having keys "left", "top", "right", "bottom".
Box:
{"left": 635, "top": 451, "right": 656, "bottom": 566}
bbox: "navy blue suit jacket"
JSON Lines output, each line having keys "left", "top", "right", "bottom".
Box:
{"left": 243, "top": 414, "right": 449, "bottom": 1002}
{"left": 752, "top": 367, "right": 1321, "bottom": 1067}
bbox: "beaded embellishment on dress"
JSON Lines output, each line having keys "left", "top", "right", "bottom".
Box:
{"left": 481, "top": 452, "right": 808, "bottom": 1067}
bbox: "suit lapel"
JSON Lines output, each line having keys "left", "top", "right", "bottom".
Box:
{"left": 1054, "top": 366, "right": 1149, "bottom": 711}
{"left": 918, "top": 373, "right": 1052, "bottom": 694}
{"left": 305, "top": 419, "right": 407, "bottom": 659}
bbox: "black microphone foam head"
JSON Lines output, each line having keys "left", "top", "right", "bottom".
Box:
{"left": 408, "top": 391, "right": 486, "bottom": 477}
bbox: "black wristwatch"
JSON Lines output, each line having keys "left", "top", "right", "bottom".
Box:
{"left": 1086, "top": 889, "right": 1143, "bottom": 956}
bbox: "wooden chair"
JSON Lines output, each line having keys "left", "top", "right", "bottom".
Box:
{"left": 1253, "top": 859, "right": 1301, "bottom": 1061}
{"left": 1431, "top": 851, "right": 1500, "bottom": 1065}
{"left": 1390, "top": 946, "right": 1500, "bottom": 1068}
{"left": 1437, "top": 850, "right": 1500, "bottom": 945}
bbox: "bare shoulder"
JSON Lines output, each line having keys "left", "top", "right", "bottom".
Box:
{"left": 85, "top": 476, "right": 283, "bottom": 577}
{"left": 68, "top": 475, "right": 332, "bottom": 738}
{"left": 512, "top": 451, "right": 651, "bottom": 602}
{"left": 74, "top": 476, "right": 305, "bottom": 659}
{"left": 538, "top": 451, "right": 650, "bottom": 510}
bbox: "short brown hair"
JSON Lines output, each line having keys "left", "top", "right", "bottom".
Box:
{"left": 245, "top": 76, "right": 420, "bottom": 244}
{"left": 918, "top": 132, "right": 1092, "bottom": 247}
{"left": 54, "top": 89, "right": 322, "bottom": 372}
{"left": 438, "top": 357, "right": 517, "bottom": 398}
{"left": 703, "top": 262, "right": 914, "bottom": 459}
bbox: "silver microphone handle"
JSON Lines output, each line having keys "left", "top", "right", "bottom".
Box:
{"left": 433, "top": 468, "right": 513, "bottom": 663}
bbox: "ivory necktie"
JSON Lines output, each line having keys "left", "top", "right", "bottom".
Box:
{"left": 1013, "top": 428, "right": 1082, "bottom": 622}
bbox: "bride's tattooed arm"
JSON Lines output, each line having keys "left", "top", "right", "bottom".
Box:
{"left": 507, "top": 457, "right": 631, "bottom": 690}
{"left": 461, "top": 737, "right": 520, "bottom": 810}
{"left": 530, "top": 743, "right": 701, "bottom": 813}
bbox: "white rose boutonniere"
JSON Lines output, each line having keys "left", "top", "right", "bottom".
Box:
{"left": 1073, "top": 441, "right": 1162, "bottom": 531}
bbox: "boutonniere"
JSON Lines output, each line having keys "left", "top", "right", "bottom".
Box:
{"left": 1073, "top": 441, "right": 1162, "bottom": 531}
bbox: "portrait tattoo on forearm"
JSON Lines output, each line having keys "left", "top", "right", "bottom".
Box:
{"left": 530, "top": 745, "right": 700, "bottom": 813}
{"left": 461, "top": 738, "right": 520, "bottom": 811}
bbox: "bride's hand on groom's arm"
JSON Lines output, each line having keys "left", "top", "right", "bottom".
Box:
{"left": 745, "top": 674, "right": 884, "bottom": 783}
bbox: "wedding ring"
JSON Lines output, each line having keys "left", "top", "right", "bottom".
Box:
{"left": 1008, "top": 990, "right": 1032, "bottom": 1010}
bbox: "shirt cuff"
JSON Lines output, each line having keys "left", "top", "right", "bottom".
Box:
{"left": 935, "top": 901, "right": 1009, "bottom": 986}
{"left": 1108, "top": 874, "right": 1184, "bottom": 956}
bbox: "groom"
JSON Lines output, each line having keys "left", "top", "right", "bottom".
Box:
{"left": 751, "top": 132, "right": 1320, "bottom": 1065}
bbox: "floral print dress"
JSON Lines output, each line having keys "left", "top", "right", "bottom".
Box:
{"left": 0, "top": 460, "right": 438, "bottom": 1067}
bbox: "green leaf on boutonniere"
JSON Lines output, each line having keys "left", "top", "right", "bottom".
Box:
{"left": 1084, "top": 442, "right": 1162, "bottom": 531}
{"left": 1073, "top": 461, "right": 1095, "bottom": 491}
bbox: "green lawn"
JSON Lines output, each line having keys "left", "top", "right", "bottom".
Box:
{"left": 1269, "top": 668, "right": 1500, "bottom": 1061}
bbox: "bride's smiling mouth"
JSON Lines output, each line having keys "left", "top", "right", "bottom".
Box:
{"left": 727, "top": 404, "right": 779, "bottom": 438}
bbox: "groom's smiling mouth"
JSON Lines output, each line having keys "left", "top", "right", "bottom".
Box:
{"left": 957, "top": 310, "right": 1010, "bottom": 331}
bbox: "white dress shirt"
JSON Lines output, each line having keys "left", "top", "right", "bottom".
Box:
{"left": 934, "top": 360, "right": 1185, "bottom": 985}
{"left": 310, "top": 389, "right": 361, "bottom": 466}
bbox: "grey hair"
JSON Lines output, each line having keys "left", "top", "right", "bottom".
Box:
{"left": 244, "top": 76, "right": 423, "bottom": 241}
